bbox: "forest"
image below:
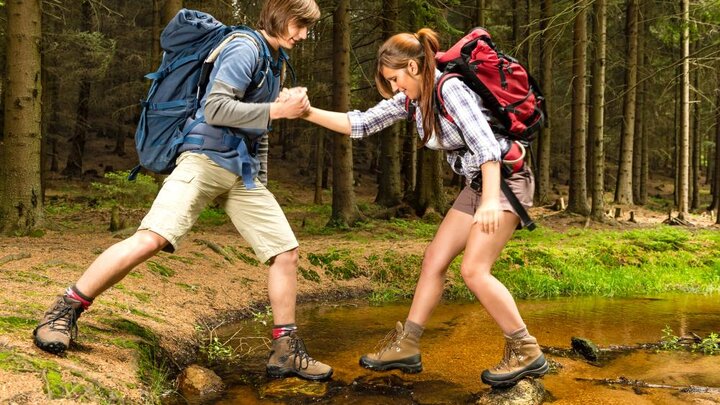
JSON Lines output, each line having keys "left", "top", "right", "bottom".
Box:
{"left": 1, "top": 0, "right": 719, "bottom": 231}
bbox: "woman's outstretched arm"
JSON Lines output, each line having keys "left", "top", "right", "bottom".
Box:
{"left": 303, "top": 107, "right": 352, "bottom": 135}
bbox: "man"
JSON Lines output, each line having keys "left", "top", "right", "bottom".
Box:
{"left": 33, "top": 0, "right": 332, "bottom": 381}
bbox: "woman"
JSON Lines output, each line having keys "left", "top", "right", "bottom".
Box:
{"left": 303, "top": 28, "right": 548, "bottom": 387}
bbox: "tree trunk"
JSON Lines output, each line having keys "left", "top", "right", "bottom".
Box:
{"left": 402, "top": 120, "right": 417, "bottom": 196}
{"left": 63, "top": 0, "right": 93, "bottom": 178}
{"left": 314, "top": 130, "right": 325, "bottom": 204}
{"left": 567, "top": 0, "right": 589, "bottom": 215}
{"left": 475, "top": 0, "right": 486, "bottom": 27}
{"left": 153, "top": 0, "right": 162, "bottom": 66}
{"left": 0, "top": 0, "right": 44, "bottom": 234}
{"left": 614, "top": 0, "right": 638, "bottom": 205}
{"left": 714, "top": 67, "right": 720, "bottom": 224}
{"left": 589, "top": 0, "right": 607, "bottom": 221}
{"left": 162, "top": 0, "right": 183, "bottom": 25}
{"left": 633, "top": 2, "right": 646, "bottom": 205}
{"left": 414, "top": 148, "right": 446, "bottom": 216}
{"left": 678, "top": 0, "right": 690, "bottom": 219}
{"left": 690, "top": 55, "right": 700, "bottom": 211}
{"left": 328, "top": 0, "right": 357, "bottom": 227}
{"left": 535, "top": 0, "right": 553, "bottom": 205}
{"left": 375, "top": 0, "right": 402, "bottom": 207}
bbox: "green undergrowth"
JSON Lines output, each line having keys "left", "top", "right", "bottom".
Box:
{"left": 303, "top": 225, "right": 720, "bottom": 303}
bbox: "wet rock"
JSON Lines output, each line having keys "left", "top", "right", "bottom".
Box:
{"left": 475, "top": 379, "right": 545, "bottom": 405}
{"left": 571, "top": 336, "right": 600, "bottom": 361}
{"left": 260, "top": 377, "right": 328, "bottom": 398}
{"left": 177, "top": 364, "right": 225, "bottom": 397}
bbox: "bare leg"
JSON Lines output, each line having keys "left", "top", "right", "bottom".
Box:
{"left": 267, "top": 248, "right": 299, "bottom": 325}
{"left": 460, "top": 211, "right": 524, "bottom": 334}
{"left": 75, "top": 230, "right": 168, "bottom": 298}
{"left": 407, "top": 209, "right": 474, "bottom": 326}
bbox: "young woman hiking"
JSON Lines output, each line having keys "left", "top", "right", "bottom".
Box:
{"left": 302, "top": 28, "right": 548, "bottom": 387}
{"left": 33, "top": 1, "right": 333, "bottom": 381}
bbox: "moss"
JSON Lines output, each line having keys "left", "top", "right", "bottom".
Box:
{"left": 145, "top": 260, "right": 175, "bottom": 277}
{"left": 0, "top": 316, "right": 36, "bottom": 332}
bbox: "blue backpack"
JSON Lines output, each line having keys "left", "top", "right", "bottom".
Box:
{"left": 130, "top": 9, "right": 278, "bottom": 180}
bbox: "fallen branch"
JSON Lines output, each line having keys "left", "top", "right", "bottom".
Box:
{"left": 0, "top": 253, "right": 31, "bottom": 267}
{"left": 576, "top": 376, "right": 720, "bottom": 393}
{"left": 194, "top": 239, "right": 234, "bottom": 263}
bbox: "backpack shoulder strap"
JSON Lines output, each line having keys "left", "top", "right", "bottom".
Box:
{"left": 206, "top": 28, "right": 271, "bottom": 90}
{"left": 434, "top": 72, "right": 463, "bottom": 125}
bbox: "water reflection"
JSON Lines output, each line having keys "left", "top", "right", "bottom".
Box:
{"left": 212, "top": 294, "right": 720, "bottom": 404}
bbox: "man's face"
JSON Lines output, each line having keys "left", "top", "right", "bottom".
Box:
{"left": 280, "top": 21, "right": 308, "bottom": 49}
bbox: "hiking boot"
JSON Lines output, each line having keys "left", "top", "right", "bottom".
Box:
{"left": 266, "top": 332, "right": 333, "bottom": 381}
{"left": 359, "top": 321, "right": 422, "bottom": 373}
{"left": 481, "top": 335, "right": 549, "bottom": 388}
{"left": 33, "top": 295, "right": 84, "bottom": 354}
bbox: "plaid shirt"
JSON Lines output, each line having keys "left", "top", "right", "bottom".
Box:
{"left": 348, "top": 70, "right": 508, "bottom": 181}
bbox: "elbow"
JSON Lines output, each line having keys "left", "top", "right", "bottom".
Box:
{"left": 203, "top": 100, "right": 222, "bottom": 126}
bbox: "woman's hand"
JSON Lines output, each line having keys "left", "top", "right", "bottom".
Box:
{"left": 473, "top": 197, "right": 501, "bottom": 234}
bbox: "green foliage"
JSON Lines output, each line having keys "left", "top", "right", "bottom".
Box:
{"left": 695, "top": 332, "right": 720, "bottom": 355}
{"left": 308, "top": 250, "right": 366, "bottom": 280}
{"left": 0, "top": 316, "right": 36, "bottom": 332}
{"left": 298, "top": 266, "right": 321, "bottom": 283}
{"left": 200, "top": 336, "right": 234, "bottom": 363}
{"left": 196, "top": 207, "right": 228, "bottom": 227}
{"left": 660, "top": 325, "right": 681, "bottom": 350}
{"left": 90, "top": 171, "right": 158, "bottom": 208}
{"left": 251, "top": 306, "right": 273, "bottom": 326}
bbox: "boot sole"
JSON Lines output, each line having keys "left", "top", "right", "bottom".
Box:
{"left": 359, "top": 356, "right": 423, "bottom": 374}
{"left": 33, "top": 337, "right": 68, "bottom": 355}
{"left": 481, "top": 356, "right": 549, "bottom": 388}
{"left": 266, "top": 366, "right": 333, "bottom": 381}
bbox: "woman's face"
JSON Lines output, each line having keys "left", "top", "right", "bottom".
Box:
{"left": 381, "top": 62, "right": 421, "bottom": 100}
{"left": 279, "top": 21, "right": 308, "bottom": 49}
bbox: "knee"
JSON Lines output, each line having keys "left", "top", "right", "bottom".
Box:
{"left": 131, "top": 230, "right": 168, "bottom": 254}
{"left": 421, "top": 248, "right": 449, "bottom": 278}
{"left": 270, "top": 248, "right": 299, "bottom": 268}
{"left": 459, "top": 263, "right": 491, "bottom": 282}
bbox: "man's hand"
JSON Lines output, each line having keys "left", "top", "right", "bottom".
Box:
{"left": 270, "top": 87, "right": 310, "bottom": 119}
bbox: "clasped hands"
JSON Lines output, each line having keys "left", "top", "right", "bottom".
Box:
{"left": 271, "top": 87, "right": 310, "bottom": 119}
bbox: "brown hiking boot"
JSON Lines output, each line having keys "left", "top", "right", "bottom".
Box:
{"left": 33, "top": 295, "right": 84, "bottom": 354}
{"left": 481, "top": 335, "right": 549, "bottom": 388}
{"left": 266, "top": 332, "right": 333, "bottom": 381}
{"left": 359, "top": 321, "right": 422, "bottom": 373}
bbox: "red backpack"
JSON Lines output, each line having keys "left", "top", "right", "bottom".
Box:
{"left": 435, "top": 27, "right": 545, "bottom": 144}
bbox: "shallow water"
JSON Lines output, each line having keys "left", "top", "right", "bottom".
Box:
{"left": 211, "top": 294, "right": 720, "bottom": 404}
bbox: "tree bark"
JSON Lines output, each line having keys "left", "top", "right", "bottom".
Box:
{"left": 63, "top": 0, "right": 92, "bottom": 178}
{"left": 414, "top": 148, "right": 446, "bottom": 216}
{"left": 535, "top": 0, "right": 553, "bottom": 205}
{"left": 633, "top": 1, "right": 647, "bottom": 205}
{"left": 714, "top": 67, "right": 720, "bottom": 224}
{"left": 690, "top": 52, "right": 700, "bottom": 211}
{"left": 589, "top": 0, "right": 607, "bottom": 221}
{"left": 375, "top": 0, "right": 402, "bottom": 207}
{"left": 328, "top": 0, "right": 358, "bottom": 227}
{"left": 614, "top": 0, "right": 638, "bottom": 205}
{"left": 678, "top": 0, "right": 690, "bottom": 219}
{"left": 567, "top": 0, "right": 589, "bottom": 215}
{"left": 0, "top": 0, "right": 44, "bottom": 234}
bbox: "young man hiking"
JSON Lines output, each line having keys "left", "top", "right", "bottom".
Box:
{"left": 33, "top": 0, "right": 333, "bottom": 381}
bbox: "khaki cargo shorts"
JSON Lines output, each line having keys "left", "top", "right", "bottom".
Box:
{"left": 139, "top": 152, "right": 298, "bottom": 263}
{"left": 452, "top": 165, "right": 535, "bottom": 228}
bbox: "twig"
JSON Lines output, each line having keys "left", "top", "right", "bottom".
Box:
{"left": 0, "top": 253, "right": 31, "bottom": 267}
{"left": 193, "top": 239, "right": 234, "bottom": 263}
{"left": 576, "top": 376, "right": 720, "bottom": 393}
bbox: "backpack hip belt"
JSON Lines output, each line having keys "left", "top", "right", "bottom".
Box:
{"left": 178, "top": 118, "right": 256, "bottom": 156}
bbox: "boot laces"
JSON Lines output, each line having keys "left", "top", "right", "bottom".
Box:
{"left": 35, "top": 298, "right": 81, "bottom": 339}
{"left": 493, "top": 339, "right": 521, "bottom": 371}
{"left": 374, "top": 328, "right": 406, "bottom": 357}
{"left": 288, "top": 336, "right": 316, "bottom": 370}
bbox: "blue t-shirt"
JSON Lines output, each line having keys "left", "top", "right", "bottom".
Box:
{"left": 192, "top": 35, "right": 284, "bottom": 189}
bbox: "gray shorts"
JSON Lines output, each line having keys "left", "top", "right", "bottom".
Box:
{"left": 139, "top": 152, "right": 298, "bottom": 263}
{"left": 452, "top": 166, "right": 535, "bottom": 227}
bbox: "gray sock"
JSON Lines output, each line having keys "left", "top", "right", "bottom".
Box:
{"left": 506, "top": 325, "right": 530, "bottom": 340}
{"left": 404, "top": 319, "right": 425, "bottom": 339}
